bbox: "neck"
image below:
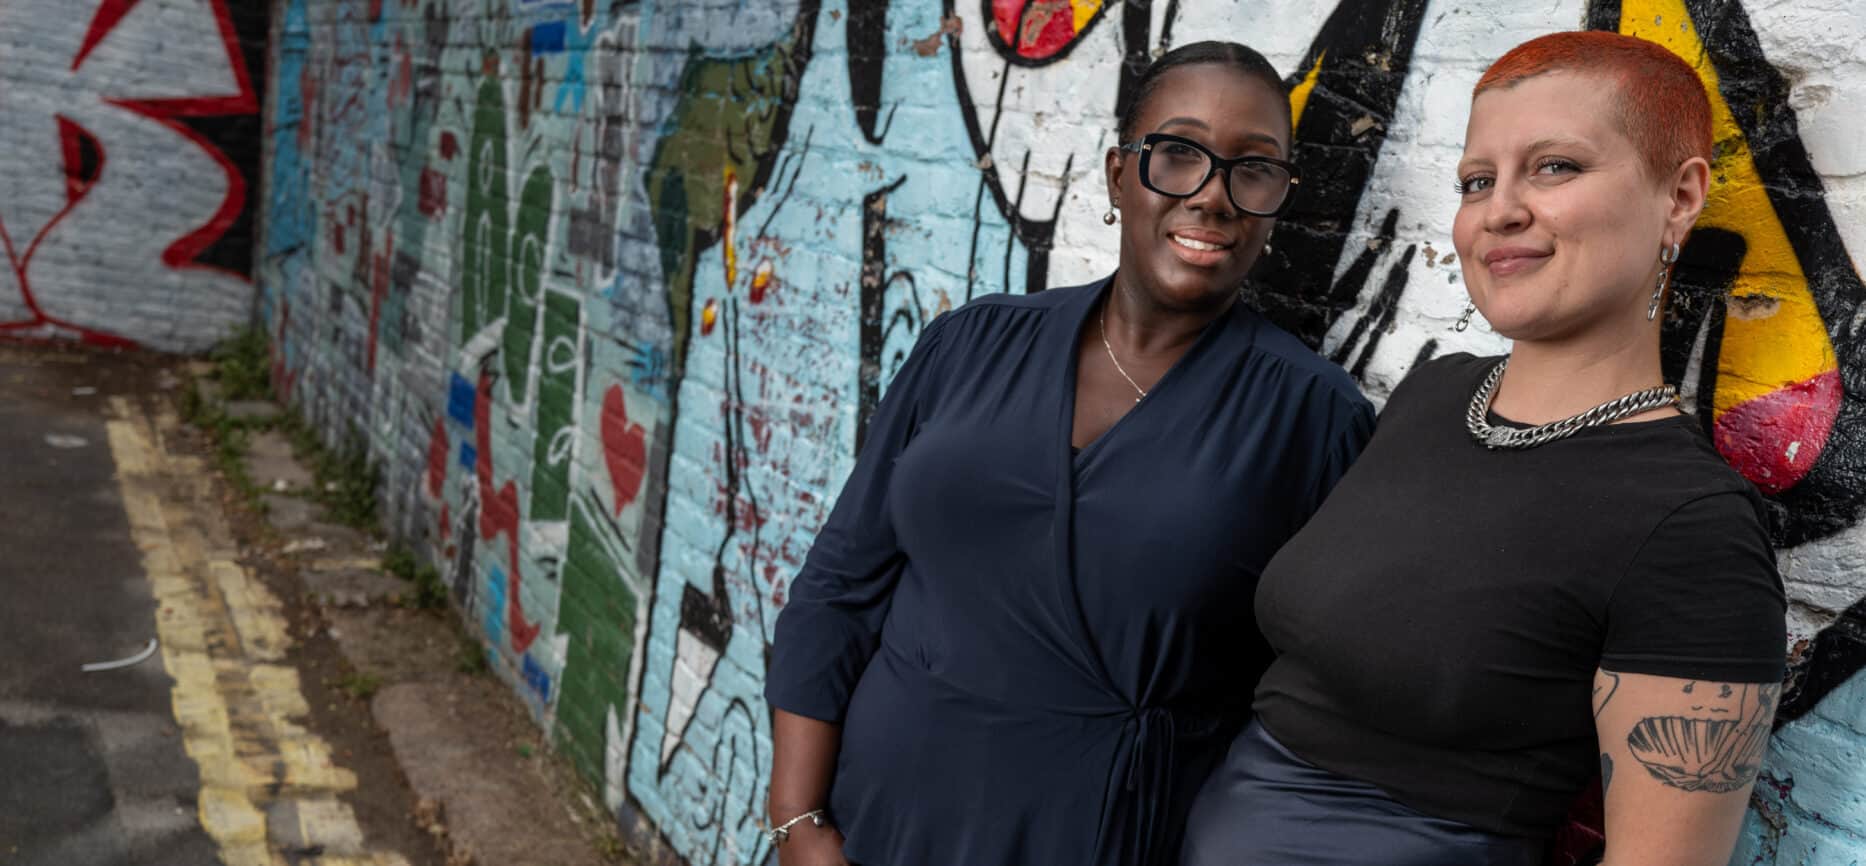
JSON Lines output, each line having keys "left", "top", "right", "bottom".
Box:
{"left": 1107, "top": 272, "right": 1233, "bottom": 356}
{"left": 1492, "top": 324, "right": 1674, "bottom": 425}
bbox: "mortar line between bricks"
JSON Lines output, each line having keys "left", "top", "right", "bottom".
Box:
{"left": 106, "top": 397, "right": 411, "bottom": 866}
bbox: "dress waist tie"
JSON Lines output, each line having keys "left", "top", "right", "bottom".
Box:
{"left": 1118, "top": 706, "right": 1179, "bottom": 866}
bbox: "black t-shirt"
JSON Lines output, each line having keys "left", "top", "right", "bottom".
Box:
{"left": 1252, "top": 353, "right": 1786, "bottom": 838}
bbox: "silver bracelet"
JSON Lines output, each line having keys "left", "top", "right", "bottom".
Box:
{"left": 765, "top": 808, "right": 830, "bottom": 845}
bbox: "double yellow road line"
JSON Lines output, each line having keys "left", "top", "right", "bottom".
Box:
{"left": 106, "top": 398, "right": 408, "bottom": 866}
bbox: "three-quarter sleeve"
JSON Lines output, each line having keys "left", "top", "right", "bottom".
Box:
{"left": 1304, "top": 395, "right": 1375, "bottom": 521}
{"left": 1601, "top": 491, "right": 1787, "bottom": 683}
{"left": 765, "top": 315, "right": 950, "bottom": 722}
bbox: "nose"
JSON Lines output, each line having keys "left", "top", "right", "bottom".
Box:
{"left": 1483, "top": 178, "right": 1531, "bottom": 235}
{"left": 1184, "top": 167, "right": 1238, "bottom": 219}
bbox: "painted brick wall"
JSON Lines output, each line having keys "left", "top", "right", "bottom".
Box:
{"left": 256, "top": 1, "right": 1866, "bottom": 863}
{"left": 0, "top": 0, "right": 267, "bottom": 352}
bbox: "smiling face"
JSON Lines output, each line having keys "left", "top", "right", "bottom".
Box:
{"left": 1452, "top": 72, "right": 1701, "bottom": 343}
{"left": 1106, "top": 64, "right": 1290, "bottom": 313}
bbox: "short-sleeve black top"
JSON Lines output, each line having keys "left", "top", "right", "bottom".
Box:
{"left": 1251, "top": 353, "right": 1786, "bottom": 838}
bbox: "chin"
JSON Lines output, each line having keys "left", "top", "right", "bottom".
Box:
{"left": 1157, "top": 282, "right": 1238, "bottom": 313}
{"left": 1153, "top": 268, "right": 1247, "bottom": 310}
{"left": 1484, "top": 308, "right": 1586, "bottom": 343}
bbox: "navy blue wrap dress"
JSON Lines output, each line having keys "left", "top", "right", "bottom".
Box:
{"left": 765, "top": 277, "right": 1374, "bottom": 866}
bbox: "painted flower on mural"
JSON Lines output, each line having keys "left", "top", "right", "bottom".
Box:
{"left": 0, "top": 0, "right": 257, "bottom": 350}
{"left": 749, "top": 260, "right": 775, "bottom": 304}
{"left": 989, "top": 0, "right": 1106, "bottom": 60}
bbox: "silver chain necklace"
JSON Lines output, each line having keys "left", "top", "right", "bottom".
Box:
{"left": 1100, "top": 302, "right": 1147, "bottom": 403}
{"left": 1466, "top": 358, "right": 1678, "bottom": 450}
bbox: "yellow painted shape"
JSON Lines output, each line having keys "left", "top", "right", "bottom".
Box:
{"left": 213, "top": 559, "right": 291, "bottom": 662}
{"left": 105, "top": 398, "right": 398, "bottom": 866}
{"left": 295, "top": 797, "right": 369, "bottom": 853}
{"left": 200, "top": 787, "right": 268, "bottom": 846}
{"left": 1072, "top": 0, "right": 1104, "bottom": 33}
{"left": 1619, "top": 2, "right": 1838, "bottom": 412}
{"left": 1290, "top": 52, "right": 1326, "bottom": 132}
{"left": 722, "top": 167, "right": 739, "bottom": 287}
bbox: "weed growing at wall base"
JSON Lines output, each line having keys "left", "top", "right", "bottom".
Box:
{"left": 280, "top": 412, "right": 382, "bottom": 533}
{"left": 184, "top": 329, "right": 277, "bottom": 510}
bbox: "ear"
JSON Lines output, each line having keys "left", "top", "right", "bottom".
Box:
{"left": 1104, "top": 145, "right": 1126, "bottom": 211}
{"left": 1664, "top": 156, "right": 1711, "bottom": 242}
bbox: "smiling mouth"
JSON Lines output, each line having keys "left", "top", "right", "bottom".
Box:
{"left": 1170, "top": 234, "right": 1230, "bottom": 252}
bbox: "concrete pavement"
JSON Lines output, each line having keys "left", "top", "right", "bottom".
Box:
{"left": 0, "top": 348, "right": 413, "bottom": 866}
{"left": 0, "top": 352, "right": 219, "bottom": 865}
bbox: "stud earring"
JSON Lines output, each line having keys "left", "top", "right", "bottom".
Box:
{"left": 1263, "top": 242, "right": 1274, "bottom": 256}
{"left": 1454, "top": 304, "right": 1475, "bottom": 332}
{"left": 1649, "top": 241, "right": 1681, "bottom": 321}
{"left": 1103, "top": 208, "right": 1118, "bottom": 225}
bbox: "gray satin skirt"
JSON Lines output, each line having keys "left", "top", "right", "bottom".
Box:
{"left": 1179, "top": 720, "right": 1543, "bottom": 866}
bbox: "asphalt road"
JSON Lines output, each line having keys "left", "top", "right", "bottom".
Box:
{"left": 0, "top": 352, "right": 218, "bottom": 866}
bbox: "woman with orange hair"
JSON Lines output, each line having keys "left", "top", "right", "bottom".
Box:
{"left": 1179, "top": 31, "right": 1785, "bottom": 866}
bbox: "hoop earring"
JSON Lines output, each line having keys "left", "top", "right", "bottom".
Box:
{"left": 1454, "top": 304, "right": 1475, "bottom": 332}
{"left": 1103, "top": 208, "right": 1118, "bottom": 225}
{"left": 1649, "top": 242, "right": 1681, "bottom": 321}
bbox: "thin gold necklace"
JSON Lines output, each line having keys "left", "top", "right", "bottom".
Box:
{"left": 1100, "top": 301, "right": 1146, "bottom": 403}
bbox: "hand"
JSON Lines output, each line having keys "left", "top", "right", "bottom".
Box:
{"left": 775, "top": 821, "right": 849, "bottom": 866}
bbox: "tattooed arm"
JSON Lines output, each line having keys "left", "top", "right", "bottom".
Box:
{"left": 1592, "top": 668, "right": 1777, "bottom": 866}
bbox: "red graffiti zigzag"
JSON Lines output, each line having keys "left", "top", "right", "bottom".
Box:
{"left": 0, "top": 117, "right": 133, "bottom": 347}
{"left": 6, "top": 0, "right": 259, "bottom": 347}
{"left": 476, "top": 372, "right": 542, "bottom": 654}
{"left": 70, "top": 0, "right": 140, "bottom": 72}
{"left": 426, "top": 417, "right": 449, "bottom": 499}
{"left": 86, "top": 0, "right": 256, "bottom": 277}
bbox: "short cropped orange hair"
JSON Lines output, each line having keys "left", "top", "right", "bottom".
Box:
{"left": 1474, "top": 31, "right": 1713, "bottom": 181}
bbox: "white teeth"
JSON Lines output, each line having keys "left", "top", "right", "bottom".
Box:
{"left": 1172, "top": 235, "right": 1223, "bottom": 252}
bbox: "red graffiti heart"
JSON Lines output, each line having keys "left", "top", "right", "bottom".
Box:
{"left": 602, "top": 385, "right": 648, "bottom": 514}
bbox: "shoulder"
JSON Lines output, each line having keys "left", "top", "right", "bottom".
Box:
{"left": 1374, "top": 351, "right": 1497, "bottom": 417}
{"left": 1238, "top": 312, "right": 1374, "bottom": 419}
{"left": 1645, "top": 479, "right": 1772, "bottom": 549}
{"left": 931, "top": 281, "right": 1091, "bottom": 336}
{"left": 961, "top": 282, "right": 1088, "bottom": 312}
{"left": 1398, "top": 351, "right": 1496, "bottom": 394}
{"left": 1632, "top": 418, "right": 1769, "bottom": 514}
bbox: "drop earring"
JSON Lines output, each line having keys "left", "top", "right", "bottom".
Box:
{"left": 1103, "top": 207, "right": 1118, "bottom": 225}
{"left": 1649, "top": 241, "right": 1681, "bottom": 321}
{"left": 1454, "top": 304, "right": 1475, "bottom": 332}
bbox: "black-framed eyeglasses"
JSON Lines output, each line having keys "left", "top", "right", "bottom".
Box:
{"left": 1119, "top": 133, "right": 1301, "bottom": 217}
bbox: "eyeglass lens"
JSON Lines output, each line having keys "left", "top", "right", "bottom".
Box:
{"left": 1146, "top": 139, "right": 1291, "bottom": 213}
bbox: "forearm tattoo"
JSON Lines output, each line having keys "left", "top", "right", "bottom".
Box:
{"left": 1593, "top": 672, "right": 1620, "bottom": 719}
{"left": 1625, "top": 681, "right": 1779, "bottom": 793}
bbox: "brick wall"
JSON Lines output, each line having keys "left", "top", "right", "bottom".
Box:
{"left": 257, "top": 1, "right": 1866, "bottom": 863}
{"left": 0, "top": 0, "right": 267, "bottom": 352}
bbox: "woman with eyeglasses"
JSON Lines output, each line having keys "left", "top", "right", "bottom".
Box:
{"left": 761, "top": 41, "right": 1373, "bottom": 866}
{"left": 1179, "top": 31, "right": 1786, "bottom": 866}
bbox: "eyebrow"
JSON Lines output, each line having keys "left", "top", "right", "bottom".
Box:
{"left": 1153, "top": 117, "right": 1286, "bottom": 153}
{"left": 1457, "top": 135, "right": 1599, "bottom": 170}
{"left": 1523, "top": 136, "right": 1595, "bottom": 154}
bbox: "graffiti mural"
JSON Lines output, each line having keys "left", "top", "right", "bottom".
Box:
{"left": 260, "top": 0, "right": 1866, "bottom": 862}
{"left": 0, "top": 0, "right": 267, "bottom": 351}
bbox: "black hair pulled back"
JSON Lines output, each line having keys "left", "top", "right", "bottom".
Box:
{"left": 1117, "top": 41, "right": 1291, "bottom": 146}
